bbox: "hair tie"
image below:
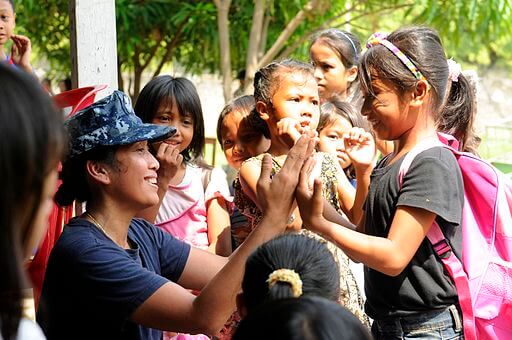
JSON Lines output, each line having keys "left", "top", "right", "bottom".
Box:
{"left": 338, "top": 31, "right": 358, "bottom": 58}
{"left": 447, "top": 58, "right": 461, "bottom": 82}
{"left": 366, "top": 32, "right": 426, "bottom": 81}
{"left": 267, "top": 269, "right": 303, "bottom": 297}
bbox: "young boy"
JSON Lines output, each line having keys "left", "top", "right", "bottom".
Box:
{"left": 0, "top": 0, "right": 32, "bottom": 72}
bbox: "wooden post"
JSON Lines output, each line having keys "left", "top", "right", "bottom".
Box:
{"left": 69, "top": 0, "right": 118, "bottom": 96}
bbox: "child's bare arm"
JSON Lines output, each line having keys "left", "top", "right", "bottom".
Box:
{"left": 206, "top": 198, "right": 232, "bottom": 256}
{"left": 297, "top": 174, "right": 437, "bottom": 277}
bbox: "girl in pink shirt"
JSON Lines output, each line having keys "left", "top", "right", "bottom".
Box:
{"left": 135, "top": 75, "right": 232, "bottom": 257}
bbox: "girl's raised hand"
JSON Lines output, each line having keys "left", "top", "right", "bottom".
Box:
{"left": 11, "top": 35, "right": 32, "bottom": 73}
{"left": 343, "top": 128, "right": 376, "bottom": 170}
{"left": 155, "top": 142, "right": 183, "bottom": 186}
{"left": 276, "top": 117, "right": 302, "bottom": 147}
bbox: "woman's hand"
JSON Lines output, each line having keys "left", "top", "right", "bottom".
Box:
{"left": 257, "top": 134, "right": 315, "bottom": 226}
{"left": 295, "top": 155, "right": 327, "bottom": 233}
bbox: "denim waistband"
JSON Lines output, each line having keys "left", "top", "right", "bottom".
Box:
{"left": 373, "top": 305, "right": 462, "bottom": 333}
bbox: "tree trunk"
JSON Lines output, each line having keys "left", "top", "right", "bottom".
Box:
{"left": 256, "top": 0, "right": 319, "bottom": 69}
{"left": 214, "top": 0, "right": 233, "bottom": 104}
{"left": 244, "top": 0, "right": 266, "bottom": 94}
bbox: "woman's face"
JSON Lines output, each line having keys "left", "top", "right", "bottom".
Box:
{"left": 24, "top": 168, "right": 58, "bottom": 258}
{"left": 106, "top": 141, "right": 161, "bottom": 210}
{"left": 310, "top": 41, "right": 357, "bottom": 101}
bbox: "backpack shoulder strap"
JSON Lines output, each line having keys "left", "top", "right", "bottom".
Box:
{"left": 398, "top": 137, "right": 444, "bottom": 187}
{"left": 398, "top": 134, "right": 478, "bottom": 340}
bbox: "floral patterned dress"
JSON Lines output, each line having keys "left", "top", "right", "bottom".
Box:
{"left": 233, "top": 152, "right": 370, "bottom": 328}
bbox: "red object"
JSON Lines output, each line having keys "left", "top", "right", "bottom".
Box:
{"left": 28, "top": 85, "right": 107, "bottom": 308}
{"left": 53, "top": 85, "right": 107, "bottom": 117}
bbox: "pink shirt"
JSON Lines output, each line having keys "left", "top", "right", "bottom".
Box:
{"left": 155, "top": 164, "right": 231, "bottom": 249}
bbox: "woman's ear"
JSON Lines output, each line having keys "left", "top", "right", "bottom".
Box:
{"left": 409, "top": 80, "right": 429, "bottom": 107}
{"left": 236, "top": 292, "right": 248, "bottom": 319}
{"left": 85, "top": 160, "right": 111, "bottom": 185}
{"left": 346, "top": 65, "right": 358, "bottom": 83}
{"left": 256, "top": 101, "right": 270, "bottom": 121}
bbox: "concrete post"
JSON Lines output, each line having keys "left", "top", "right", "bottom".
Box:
{"left": 69, "top": 0, "right": 118, "bottom": 97}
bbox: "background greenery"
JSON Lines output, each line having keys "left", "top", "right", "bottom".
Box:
{"left": 13, "top": 0, "right": 512, "bottom": 169}
{"left": 15, "top": 0, "right": 512, "bottom": 98}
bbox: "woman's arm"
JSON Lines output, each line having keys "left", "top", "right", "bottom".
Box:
{"left": 131, "top": 135, "right": 316, "bottom": 335}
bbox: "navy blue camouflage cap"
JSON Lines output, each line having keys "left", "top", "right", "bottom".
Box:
{"left": 65, "top": 90, "right": 175, "bottom": 158}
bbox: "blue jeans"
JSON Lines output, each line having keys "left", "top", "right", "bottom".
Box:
{"left": 371, "top": 305, "right": 464, "bottom": 339}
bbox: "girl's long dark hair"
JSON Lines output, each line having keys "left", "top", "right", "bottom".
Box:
{"left": 135, "top": 75, "right": 206, "bottom": 164}
{"left": 0, "top": 65, "right": 65, "bottom": 340}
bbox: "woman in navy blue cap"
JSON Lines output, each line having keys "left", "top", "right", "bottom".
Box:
{"left": 37, "top": 90, "right": 315, "bottom": 340}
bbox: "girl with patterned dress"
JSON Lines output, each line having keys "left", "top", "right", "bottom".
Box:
{"left": 234, "top": 59, "right": 370, "bottom": 327}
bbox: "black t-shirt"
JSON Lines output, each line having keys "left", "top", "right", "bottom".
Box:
{"left": 363, "top": 147, "right": 464, "bottom": 319}
{"left": 37, "top": 217, "right": 191, "bottom": 340}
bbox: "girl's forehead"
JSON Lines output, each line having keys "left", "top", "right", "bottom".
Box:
{"left": 158, "top": 100, "right": 193, "bottom": 117}
{"left": 222, "top": 111, "right": 244, "bottom": 129}
{"left": 277, "top": 71, "right": 316, "bottom": 91}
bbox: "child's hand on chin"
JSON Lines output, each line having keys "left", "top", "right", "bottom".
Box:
{"left": 276, "top": 117, "right": 302, "bottom": 147}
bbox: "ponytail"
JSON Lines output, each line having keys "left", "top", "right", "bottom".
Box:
{"left": 438, "top": 71, "right": 480, "bottom": 155}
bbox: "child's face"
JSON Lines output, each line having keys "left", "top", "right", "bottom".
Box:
{"left": 361, "top": 77, "right": 412, "bottom": 141}
{"left": 152, "top": 101, "right": 194, "bottom": 153}
{"left": 221, "top": 111, "right": 251, "bottom": 170}
{"left": 0, "top": 0, "right": 15, "bottom": 46}
{"left": 317, "top": 116, "right": 353, "bottom": 169}
{"left": 310, "top": 41, "right": 356, "bottom": 101}
{"left": 221, "top": 111, "right": 270, "bottom": 170}
{"left": 266, "top": 72, "right": 320, "bottom": 134}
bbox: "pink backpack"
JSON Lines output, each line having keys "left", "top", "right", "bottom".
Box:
{"left": 399, "top": 132, "right": 512, "bottom": 340}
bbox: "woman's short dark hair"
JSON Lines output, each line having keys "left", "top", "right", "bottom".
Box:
{"left": 241, "top": 233, "right": 340, "bottom": 313}
{"left": 54, "top": 146, "right": 118, "bottom": 207}
{"left": 234, "top": 296, "right": 372, "bottom": 340}
{"left": 0, "top": 64, "right": 65, "bottom": 339}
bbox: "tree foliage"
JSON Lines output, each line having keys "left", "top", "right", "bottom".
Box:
{"left": 14, "top": 0, "right": 512, "bottom": 100}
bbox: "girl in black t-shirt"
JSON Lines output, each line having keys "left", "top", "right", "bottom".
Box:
{"left": 297, "top": 26, "right": 474, "bottom": 339}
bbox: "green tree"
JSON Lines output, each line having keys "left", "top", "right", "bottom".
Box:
{"left": 15, "top": 0, "right": 512, "bottom": 101}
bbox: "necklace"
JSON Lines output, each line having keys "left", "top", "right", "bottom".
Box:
{"left": 84, "top": 212, "right": 110, "bottom": 237}
{"left": 84, "top": 212, "right": 130, "bottom": 249}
